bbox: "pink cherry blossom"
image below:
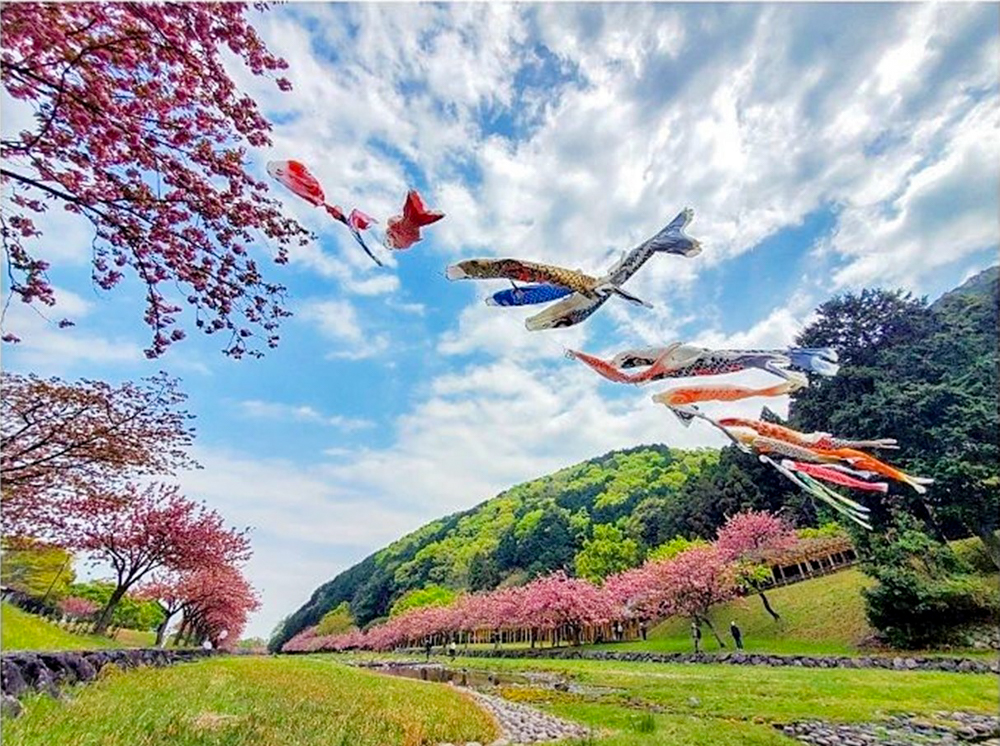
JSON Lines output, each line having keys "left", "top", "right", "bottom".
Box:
{"left": 1, "top": 3, "right": 309, "bottom": 358}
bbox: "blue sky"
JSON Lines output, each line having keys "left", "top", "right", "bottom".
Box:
{"left": 2, "top": 3, "right": 998, "bottom": 639}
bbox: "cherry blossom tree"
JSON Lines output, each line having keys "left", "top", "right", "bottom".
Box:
{"left": 644, "top": 546, "right": 738, "bottom": 648}
{"left": 136, "top": 573, "right": 188, "bottom": 647}
{"left": 1, "top": 371, "right": 196, "bottom": 533}
{"left": 172, "top": 564, "right": 259, "bottom": 648}
{"left": 58, "top": 594, "right": 98, "bottom": 619}
{"left": 603, "top": 564, "right": 657, "bottom": 621}
{"left": 716, "top": 510, "right": 798, "bottom": 621}
{"left": 50, "top": 482, "right": 251, "bottom": 634}
{"left": 1, "top": 2, "right": 310, "bottom": 358}
{"left": 518, "top": 571, "right": 616, "bottom": 646}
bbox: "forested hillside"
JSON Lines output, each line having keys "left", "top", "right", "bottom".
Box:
{"left": 271, "top": 446, "right": 728, "bottom": 649}
{"left": 271, "top": 267, "right": 999, "bottom": 652}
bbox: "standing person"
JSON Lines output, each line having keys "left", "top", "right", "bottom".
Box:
{"left": 639, "top": 619, "right": 648, "bottom": 641}
{"left": 691, "top": 622, "right": 702, "bottom": 653}
{"left": 614, "top": 621, "right": 623, "bottom": 641}
{"left": 424, "top": 637, "right": 433, "bottom": 660}
{"left": 448, "top": 640, "right": 457, "bottom": 659}
{"left": 730, "top": 621, "right": 744, "bottom": 650}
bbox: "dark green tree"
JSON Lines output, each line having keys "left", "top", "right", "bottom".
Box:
{"left": 468, "top": 551, "right": 501, "bottom": 592}
{"left": 790, "top": 273, "right": 999, "bottom": 564}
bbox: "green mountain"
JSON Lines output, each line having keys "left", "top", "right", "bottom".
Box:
{"left": 270, "top": 445, "right": 722, "bottom": 650}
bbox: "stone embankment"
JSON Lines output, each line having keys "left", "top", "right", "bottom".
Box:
{"left": 777, "top": 712, "right": 1000, "bottom": 746}
{"left": 1, "top": 648, "right": 221, "bottom": 717}
{"left": 444, "top": 648, "right": 999, "bottom": 674}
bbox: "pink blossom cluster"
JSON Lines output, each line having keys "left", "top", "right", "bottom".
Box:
{"left": 59, "top": 595, "right": 99, "bottom": 619}
{"left": 1, "top": 3, "right": 310, "bottom": 358}
{"left": 282, "top": 511, "right": 801, "bottom": 653}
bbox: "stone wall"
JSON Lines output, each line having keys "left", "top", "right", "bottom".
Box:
{"left": 404, "top": 647, "right": 1000, "bottom": 674}
{"left": 1, "top": 648, "right": 222, "bottom": 717}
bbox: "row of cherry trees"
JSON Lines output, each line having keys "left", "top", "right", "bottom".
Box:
{"left": 1, "top": 371, "right": 259, "bottom": 647}
{"left": 283, "top": 511, "right": 797, "bottom": 653}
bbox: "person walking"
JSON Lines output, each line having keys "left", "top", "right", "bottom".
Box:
{"left": 691, "top": 621, "right": 702, "bottom": 653}
{"left": 730, "top": 621, "right": 744, "bottom": 650}
{"left": 448, "top": 640, "right": 457, "bottom": 659}
{"left": 424, "top": 638, "right": 433, "bottom": 660}
{"left": 639, "top": 619, "right": 648, "bottom": 641}
{"left": 614, "top": 621, "right": 623, "bottom": 641}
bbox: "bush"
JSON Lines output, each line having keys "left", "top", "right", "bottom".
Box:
{"left": 863, "top": 568, "right": 999, "bottom": 648}
{"left": 796, "top": 523, "right": 847, "bottom": 541}
{"left": 859, "top": 515, "right": 1000, "bottom": 648}
{"left": 950, "top": 536, "right": 999, "bottom": 575}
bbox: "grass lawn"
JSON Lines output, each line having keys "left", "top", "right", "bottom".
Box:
{"left": 5, "top": 656, "right": 498, "bottom": 746}
{"left": 109, "top": 627, "right": 157, "bottom": 648}
{"left": 424, "top": 655, "right": 998, "bottom": 745}
{"left": 1, "top": 603, "right": 120, "bottom": 652}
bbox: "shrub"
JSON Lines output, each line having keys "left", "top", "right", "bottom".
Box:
{"left": 863, "top": 568, "right": 999, "bottom": 648}
{"left": 950, "top": 536, "right": 999, "bottom": 576}
{"left": 859, "top": 515, "right": 1000, "bottom": 648}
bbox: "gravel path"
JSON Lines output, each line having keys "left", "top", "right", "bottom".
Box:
{"left": 440, "top": 689, "right": 591, "bottom": 746}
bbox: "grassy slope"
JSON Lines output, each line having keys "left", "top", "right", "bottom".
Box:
{"left": 624, "top": 568, "right": 875, "bottom": 655}
{"left": 1, "top": 603, "right": 157, "bottom": 651}
{"left": 4, "top": 657, "right": 498, "bottom": 746}
{"left": 1, "top": 603, "right": 120, "bottom": 651}
{"left": 435, "top": 655, "right": 998, "bottom": 746}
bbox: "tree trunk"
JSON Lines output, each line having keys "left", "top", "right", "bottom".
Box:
{"left": 155, "top": 605, "right": 176, "bottom": 648}
{"left": 173, "top": 617, "right": 188, "bottom": 647}
{"left": 154, "top": 617, "right": 169, "bottom": 648}
{"left": 757, "top": 590, "right": 781, "bottom": 621}
{"left": 92, "top": 585, "right": 128, "bottom": 635}
{"left": 971, "top": 525, "right": 1000, "bottom": 570}
{"left": 699, "top": 615, "right": 726, "bottom": 648}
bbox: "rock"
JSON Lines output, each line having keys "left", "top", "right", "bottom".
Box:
{"left": 1, "top": 694, "right": 22, "bottom": 719}
{"left": 1, "top": 658, "right": 27, "bottom": 698}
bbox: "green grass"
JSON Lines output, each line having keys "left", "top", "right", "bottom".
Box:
{"left": 419, "top": 654, "right": 998, "bottom": 745}
{"left": 4, "top": 656, "right": 498, "bottom": 746}
{"left": 1, "top": 603, "right": 120, "bottom": 652}
{"left": 1, "top": 603, "right": 162, "bottom": 651}
{"left": 109, "top": 627, "right": 156, "bottom": 648}
{"left": 619, "top": 569, "right": 875, "bottom": 656}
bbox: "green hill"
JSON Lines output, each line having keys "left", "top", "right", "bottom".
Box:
{"left": 271, "top": 446, "right": 724, "bottom": 650}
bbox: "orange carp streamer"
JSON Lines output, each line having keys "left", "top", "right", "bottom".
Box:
{"left": 716, "top": 417, "right": 898, "bottom": 451}
{"left": 652, "top": 372, "right": 807, "bottom": 409}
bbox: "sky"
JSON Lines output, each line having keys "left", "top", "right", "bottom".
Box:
{"left": 1, "top": 2, "right": 998, "bottom": 640}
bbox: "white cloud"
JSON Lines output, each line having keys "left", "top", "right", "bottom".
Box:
{"left": 0, "top": 287, "right": 144, "bottom": 373}
{"left": 238, "top": 399, "right": 373, "bottom": 431}
{"left": 172, "top": 445, "right": 425, "bottom": 637}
